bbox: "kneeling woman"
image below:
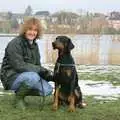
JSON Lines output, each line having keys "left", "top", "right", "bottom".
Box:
{"left": 0, "top": 17, "right": 53, "bottom": 110}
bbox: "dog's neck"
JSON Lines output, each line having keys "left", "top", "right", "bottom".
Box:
{"left": 57, "top": 50, "right": 74, "bottom": 64}
{"left": 58, "top": 50, "right": 70, "bottom": 57}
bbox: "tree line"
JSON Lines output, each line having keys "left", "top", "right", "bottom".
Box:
{"left": 0, "top": 5, "right": 120, "bottom": 34}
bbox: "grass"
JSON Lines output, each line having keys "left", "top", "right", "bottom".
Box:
{"left": 0, "top": 94, "right": 120, "bottom": 120}
{"left": 0, "top": 65, "right": 120, "bottom": 120}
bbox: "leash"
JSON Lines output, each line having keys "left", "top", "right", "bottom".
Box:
{"left": 39, "top": 77, "right": 45, "bottom": 111}
{"left": 39, "top": 70, "right": 54, "bottom": 110}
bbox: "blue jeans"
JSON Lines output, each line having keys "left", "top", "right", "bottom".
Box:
{"left": 11, "top": 72, "right": 53, "bottom": 96}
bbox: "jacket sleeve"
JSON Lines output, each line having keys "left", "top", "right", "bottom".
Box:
{"left": 6, "top": 41, "right": 44, "bottom": 73}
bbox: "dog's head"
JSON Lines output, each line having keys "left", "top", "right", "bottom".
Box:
{"left": 52, "top": 36, "right": 74, "bottom": 52}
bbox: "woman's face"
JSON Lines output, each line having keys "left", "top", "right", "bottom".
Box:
{"left": 25, "top": 25, "right": 38, "bottom": 41}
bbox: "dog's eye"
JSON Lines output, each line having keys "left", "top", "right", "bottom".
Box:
{"left": 56, "top": 38, "right": 59, "bottom": 41}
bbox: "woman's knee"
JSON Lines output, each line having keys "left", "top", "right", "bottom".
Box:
{"left": 19, "top": 72, "right": 40, "bottom": 86}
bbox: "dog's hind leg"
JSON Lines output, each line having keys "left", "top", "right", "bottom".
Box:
{"left": 75, "top": 86, "right": 87, "bottom": 108}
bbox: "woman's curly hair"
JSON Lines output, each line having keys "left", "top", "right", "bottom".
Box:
{"left": 19, "top": 17, "right": 43, "bottom": 39}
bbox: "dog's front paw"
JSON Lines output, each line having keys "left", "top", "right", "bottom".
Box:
{"left": 52, "top": 103, "right": 58, "bottom": 111}
{"left": 68, "top": 106, "right": 75, "bottom": 112}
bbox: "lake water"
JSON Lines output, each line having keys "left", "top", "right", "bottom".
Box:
{"left": 0, "top": 34, "right": 120, "bottom": 65}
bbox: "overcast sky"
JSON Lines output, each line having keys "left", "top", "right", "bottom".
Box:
{"left": 0, "top": 0, "right": 120, "bottom": 14}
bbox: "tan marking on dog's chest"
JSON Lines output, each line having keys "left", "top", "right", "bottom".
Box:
{"left": 65, "top": 69, "right": 72, "bottom": 77}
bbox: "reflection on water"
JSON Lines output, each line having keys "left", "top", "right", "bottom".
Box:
{"left": 108, "top": 36, "right": 120, "bottom": 64}
{"left": 39, "top": 34, "right": 120, "bottom": 65}
{"left": 0, "top": 34, "right": 120, "bottom": 64}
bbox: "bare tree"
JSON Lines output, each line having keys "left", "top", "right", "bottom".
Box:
{"left": 24, "top": 5, "right": 33, "bottom": 16}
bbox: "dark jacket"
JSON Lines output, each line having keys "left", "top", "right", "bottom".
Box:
{"left": 0, "top": 35, "right": 43, "bottom": 90}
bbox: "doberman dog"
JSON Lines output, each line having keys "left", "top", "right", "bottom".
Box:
{"left": 52, "top": 36, "right": 86, "bottom": 112}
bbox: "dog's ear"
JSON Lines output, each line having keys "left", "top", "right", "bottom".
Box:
{"left": 68, "top": 38, "right": 74, "bottom": 50}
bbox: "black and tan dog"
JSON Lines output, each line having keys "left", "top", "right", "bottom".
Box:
{"left": 52, "top": 36, "right": 85, "bottom": 112}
